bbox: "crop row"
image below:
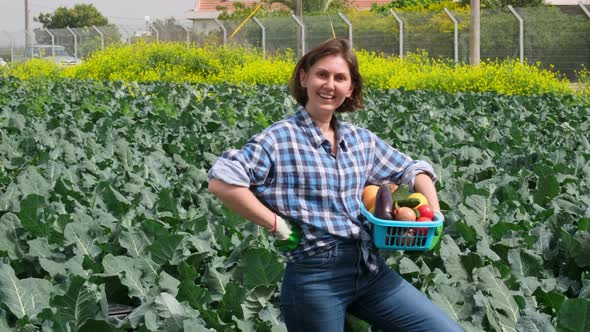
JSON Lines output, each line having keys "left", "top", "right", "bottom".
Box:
{"left": 0, "top": 77, "right": 589, "bottom": 331}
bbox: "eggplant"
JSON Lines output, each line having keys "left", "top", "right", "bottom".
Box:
{"left": 373, "top": 184, "right": 394, "bottom": 220}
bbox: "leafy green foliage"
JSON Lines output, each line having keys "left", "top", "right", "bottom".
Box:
{"left": 217, "top": 1, "right": 291, "bottom": 20}
{"left": 0, "top": 76, "right": 589, "bottom": 330}
{"left": 475, "top": 0, "right": 545, "bottom": 9}
{"left": 371, "top": 0, "right": 447, "bottom": 12}
{"left": 372, "top": 0, "right": 544, "bottom": 11}
{"left": 34, "top": 4, "right": 109, "bottom": 29}
{"left": 2, "top": 41, "right": 581, "bottom": 96}
{"left": 46, "top": 276, "right": 101, "bottom": 331}
{"left": 0, "top": 263, "right": 53, "bottom": 319}
{"left": 391, "top": 184, "right": 411, "bottom": 202}
{"left": 215, "top": 0, "right": 353, "bottom": 19}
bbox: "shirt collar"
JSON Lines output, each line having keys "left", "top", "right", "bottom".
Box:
{"left": 295, "top": 107, "right": 350, "bottom": 152}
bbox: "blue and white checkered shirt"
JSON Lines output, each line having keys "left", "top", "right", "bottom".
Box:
{"left": 208, "top": 107, "right": 437, "bottom": 272}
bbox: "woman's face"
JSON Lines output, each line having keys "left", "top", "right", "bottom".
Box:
{"left": 300, "top": 55, "right": 353, "bottom": 116}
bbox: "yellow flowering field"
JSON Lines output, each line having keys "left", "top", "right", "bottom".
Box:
{"left": 1, "top": 40, "right": 581, "bottom": 96}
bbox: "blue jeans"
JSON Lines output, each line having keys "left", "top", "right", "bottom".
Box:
{"left": 280, "top": 240, "right": 463, "bottom": 332}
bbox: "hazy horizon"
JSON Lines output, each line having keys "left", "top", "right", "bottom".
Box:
{"left": 0, "top": 0, "right": 195, "bottom": 35}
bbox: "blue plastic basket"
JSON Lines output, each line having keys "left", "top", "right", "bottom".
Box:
{"left": 360, "top": 203, "right": 443, "bottom": 251}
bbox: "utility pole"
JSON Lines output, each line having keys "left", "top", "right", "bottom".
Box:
{"left": 296, "top": 0, "right": 303, "bottom": 56}
{"left": 25, "top": 0, "right": 31, "bottom": 46}
{"left": 469, "top": 0, "right": 480, "bottom": 65}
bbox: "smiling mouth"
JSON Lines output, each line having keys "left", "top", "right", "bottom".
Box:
{"left": 317, "top": 92, "right": 335, "bottom": 100}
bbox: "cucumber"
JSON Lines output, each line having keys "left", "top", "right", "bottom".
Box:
{"left": 394, "top": 198, "right": 421, "bottom": 208}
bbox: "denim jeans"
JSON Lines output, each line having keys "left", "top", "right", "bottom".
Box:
{"left": 280, "top": 240, "right": 463, "bottom": 332}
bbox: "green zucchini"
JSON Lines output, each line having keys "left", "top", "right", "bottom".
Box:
{"left": 394, "top": 198, "right": 421, "bottom": 208}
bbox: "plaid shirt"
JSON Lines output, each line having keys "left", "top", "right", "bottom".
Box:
{"left": 208, "top": 107, "right": 436, "bottom": 272}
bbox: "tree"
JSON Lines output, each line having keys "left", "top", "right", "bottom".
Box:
{"left": 152, "top": 17, "right": 189, "bottom": 43}
{"left": 34, "top": 4, "right": 109, "bottom": 29}
{"left": 271, "top": 0, "right": 347, "bottom": 13}
{"left": 32, "top": 4, "right": 120, "bottom": 59}
{"left": 458, "top": 0, "right": 545, "bottom": 8}
{"left": 217, "top": 0, "right": 349, "bottom": 19}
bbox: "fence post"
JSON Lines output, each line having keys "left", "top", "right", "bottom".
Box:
{"left": 126, "top": 25, "right": 134, "bottom": 44}
{"left": 44, "top": 29, "right": 56, "bottom": 56}
{"left": 443, "top": 8, "right": 459, "bottom": 63}
{"left": 579, "top": 1, "right": 590, "bottom": 18}
{"left": 181, "top": 24, "right": 191, "bottom": 48}
{"left": 389, "top": 9, "right": 404, "bottom": 57}
{"left": 469, "top": 0, "right": 481, "bottom": 65}
{"left": 214, "top": 19, "right": 227, "bottom": 46}
{"left": 66, "top": 27, "right": 78, "bottom": 59}
{"left": 9, "top": 38, "right": 14, "bottom": 62}
{"left": 93, "top": 26, "right": 105, "bottom": 50}
{"left": 507, "top": 5, "right": 524, "bottom": 64}
{"left": 148, "top": 22, "right": 159, "bottom": 41}
{"left": 24, "top": 30, "right": 36, "bottom": 46}
{"left": 2, "top": 31, "right": 14, "bottom": 62}
{"left": 338, "top": 12, "right": 353, "bottom": 49}
{"left": 291, "top": 14, "right": 305, "bottom": 56}
{"left": 252, "top": 17, "right": 266, "bottom": 59}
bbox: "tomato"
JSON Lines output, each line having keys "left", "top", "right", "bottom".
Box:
{"left": 416, "top": 204, "right": 435, "bottom": 219}
{"left": 399, "top": 228, "right": 415, "bottom": 246}
{"left": 415, "top": 217, "right": 431, "bottom": 236}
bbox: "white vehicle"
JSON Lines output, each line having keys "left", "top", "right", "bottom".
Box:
{"left": 23, "top": 44, "right": 82, "bottom": 66}
{"left": 0, "top": 57, "right": 7, "bottom": 67}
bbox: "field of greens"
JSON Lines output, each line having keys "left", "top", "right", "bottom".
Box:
{"left": 0, "top": 76, "right": 589, "bottom": 331}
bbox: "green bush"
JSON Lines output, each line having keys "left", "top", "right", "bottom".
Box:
{"left": 372, "top": 0, "right": 545, "bottom": 10}
{"left": 356, "top": 50, "right": 573, "bottom": 95}
{"left": 1, "top": 41, "right": 581, "bottom": 96}
{"left": 371, "top": 0, "right": 448, "bottom": 12}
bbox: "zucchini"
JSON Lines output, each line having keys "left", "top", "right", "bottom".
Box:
{"left": 394, "top": 198, "right": 421, "bottom": 208}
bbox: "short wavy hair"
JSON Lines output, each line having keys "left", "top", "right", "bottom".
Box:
{"left": 289, "top": 38, "right": 364, "bottom": 113}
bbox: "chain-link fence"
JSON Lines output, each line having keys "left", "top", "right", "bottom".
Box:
{"left": 0, "top": 25, "right": 122, "bottom": 62}
{"left": 1, "top": 5, "right": 588, "bottom": 80}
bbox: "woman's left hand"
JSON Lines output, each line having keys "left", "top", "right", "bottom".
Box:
{"left": 434, "top": 211, "right": 445, "bottom": 222}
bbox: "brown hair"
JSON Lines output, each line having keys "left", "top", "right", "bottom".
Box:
{"left": 289, "top": 38, "right": 364, "bottom": 113}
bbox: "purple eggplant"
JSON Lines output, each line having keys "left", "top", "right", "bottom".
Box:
{"left": 373, "top": 184, "right": 393, "bottom": 220}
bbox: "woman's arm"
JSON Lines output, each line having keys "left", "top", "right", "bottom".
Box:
{"left": 208, "top": 178, "right": 276, "bottom": 231}
{"left": 413, "top": 173, "right": 441, "bottom": 213}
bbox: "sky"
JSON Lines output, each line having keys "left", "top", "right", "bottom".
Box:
{"left": 2, "top": 0, "right": 587, "bottom": 32}
{"left": 0, "top": 0, "right": 196, "bottom": 34}
{"left": 1, "top": 0, "right": 587, "bottom": 36}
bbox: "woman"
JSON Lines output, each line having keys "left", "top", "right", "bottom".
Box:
{"left": 208, "top": 38, "right": 462, "bottom": 331}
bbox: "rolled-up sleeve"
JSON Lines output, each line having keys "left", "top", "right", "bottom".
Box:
{"left": 399, "top": 160, "right": 437, "bottom": 188}
{"left": 368, "top": 135, "right": 437, "bottom": 189}
{"left": 207, "top": 134, "right": 275, "bottom": 188}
